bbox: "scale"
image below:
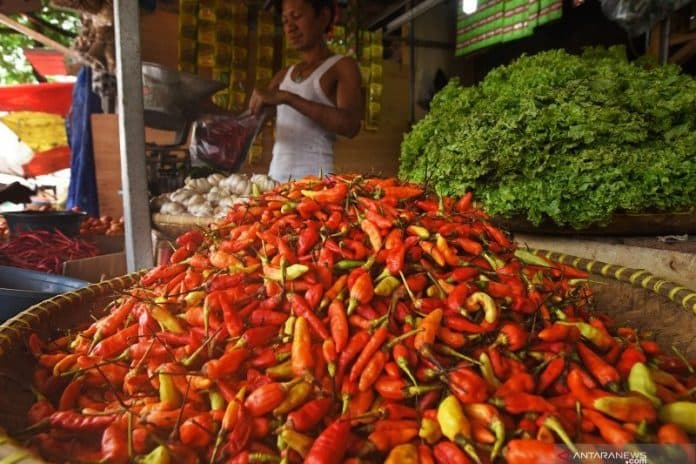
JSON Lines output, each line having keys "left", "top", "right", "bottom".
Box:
{"left": 141, "top": 62, "right": 226, "bottom": 195}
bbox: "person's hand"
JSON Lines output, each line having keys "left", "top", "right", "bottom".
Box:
{"left": 249, "top": 88, "right": 289, "bottom": 116}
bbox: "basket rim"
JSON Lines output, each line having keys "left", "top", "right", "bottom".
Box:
{"left": 0, "top": 272, "right": 143, "bottom": 357}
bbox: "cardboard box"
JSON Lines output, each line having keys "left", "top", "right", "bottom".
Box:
{"left": 62, "top": 252, "right": 127, "bottom": 283}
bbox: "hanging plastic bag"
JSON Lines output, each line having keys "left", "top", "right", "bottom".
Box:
{"left": 189, "top": 112, "right": 265, "bottom": 172}
{"left": 600, "top": 0, "right": 691, "bottom": 36}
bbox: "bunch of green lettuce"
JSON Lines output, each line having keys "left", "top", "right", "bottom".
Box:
{"left": 399, "top": 46, "right": 696, "bottom": 228}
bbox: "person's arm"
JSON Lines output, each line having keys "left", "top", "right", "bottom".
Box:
{"left": 282, "top": 58, "right": 362, "bottom": 138}
{"left": 248, "top": 67, "right": 289, "bottom": 116}
{"left": 250, "top": 58, "right": 363, "bottom": 138}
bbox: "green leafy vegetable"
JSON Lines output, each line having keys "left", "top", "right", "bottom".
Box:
{"left": 399, "top": 47, "right": 696, "bottom": 228}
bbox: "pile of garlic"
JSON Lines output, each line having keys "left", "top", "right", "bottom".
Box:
{"left": 152, "top": 173, "right": 278, "bottom": 219}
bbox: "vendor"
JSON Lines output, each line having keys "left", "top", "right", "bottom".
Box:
{"left": 249, "top": 0, "right": 362, "bottom": 182}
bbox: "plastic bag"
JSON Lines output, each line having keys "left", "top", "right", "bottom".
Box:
{"left": 189, "top": 113, "right": 261, "bottom": 172}
{"left": 600, "top": 0, "right": 691, "bottom": 36}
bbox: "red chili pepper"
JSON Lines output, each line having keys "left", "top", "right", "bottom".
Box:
{"left": 90, "top": 324, "right": 138, "bottom": 358}
{"left": 302, "top": 181, "right": 349, "bottom": 205}
{"left": 448, "top": 367, "right": 490, "bottom": 404}
{"left": 418, "top": 443, "right": 436, "bottom": 464}
{"left": 382, "top": 185, "right": 423, "bottom": 200}
{"left": 292, "top": 316, "right": 315, "bottom": 376}
{"left": 237, "top": 325, "right": 277, "bottom": 349}
{"left": 27, "top": 399, "right": 55, "bottom": 425}
{"left": 537, "top": 323, "right": 580, "bottom": 343}
{"left": 289, "top": 293, "right": 329, "bottom": 339}
{"left": 444, "top": 314, "right": 488, "bottom": 334}
{"left": 414, "top": 308, "right": 443, "bottom": 351}
{"left": 141, "top": 263, "right": 187, "bottom": 286}
{"left": 456, "top": 191, "right": 474, "bottom": 213}
{"left": 616, "top": 346, "right": 647, "bottom": 379}
{"left": 338, "top": 330, "right": 371, "bottom": 379}
{"left": 493, "top": 392, "right": 556, "bottom": 414}
{"left": 360, "top": 218, "right": 383, "bottom": 252}
{"left": 536, "top": 358, "right": 566, "bottom": 395}
{"left": 657, "top": 423, "right": 691, "bottom": 444}
{"left": 204, "top": 347, "right": 248, "bottom": 380}
{"left": 583, "top": 409, "right": 634, "bottom": 445}
{"left": 386, "top": 246, "right": 406, "bottom": 274}
{"left": 349, "top": 326, "right": 389, "bottom": 383}
{"left": 328, "top": 296, "right": 349, "bottom": 352}
{"left": 494, "top": 322, "right": 528, "bottom": 351}
{"left": 437, "top": 326, "right": 467, "bottom": 349}
{"left": 577, "top": 342, "right": 620, "bottom": 388}
{"left": 358, "top": 350, "right": 388, "bottom": 392}
{"left": 304, "top": 417, "right": 351, "bottom": 464}
{"left": 504, "top": 439, "right": 557, "bottom": 464}
{"left": 58, "top": 377, "right": 83, "bottom": 411}
{"left": 455, "top": 237, "right": 483, "bottom": 256}
{"left": 287, "top": 397, "right": 333, "bottom": 432}
{"left": 433, "top": 441, "right": 471, "bottom": 464}
{"left": 304, "top": 283, "right": 324, "bottom": 309}
{"left": 495, "top": 371, "right": 535, "bottom": 396}
{"left": 347, "top": 272, "right": 374, "bottom": 315}
{"left": 250, "top": 309, "right": 288, "bottom": 327}
{"left": 567, "top": 368, "right": 607, "bottom": 408}
{"left": 640, "top": 340, "right": 661, "bottom": 355}
{"left": 297, "top": 223, "right": 320, "bottom": 256}
{"left": 101, "top": 420, "right": 129, "bottom": 464}
{"left": 48, "top": 410, "right": 119, "bottom": 431}
{"left": 244, "top": 382, "right": 290, "bottom": 417}
{"left": 446, "top": 283, "right": 471, "bottom": 312}
{"left": 209, "top": 273, "right": 245, "bottom": 291}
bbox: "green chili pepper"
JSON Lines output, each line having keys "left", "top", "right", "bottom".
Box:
{"left": 150, "top": 302, "right": 184, "bottom": 334}
{"left": 513, "top": 249, "right": 550, "bottom": 268}
{"left": 658, "top": 402, "right": 696, "bottom": 434}
{"left": 557, "top": 321, "right": 613, "bottom": 351}
{"left": 158, "top": 372, "right": 182, "bottom": 407}
{"left": 335, "top": 260, "right": 366, "bottom": 270}
{"left": 137, "top": 445, "right": 170, "bottom": 464}
{"left": 628, "top": 362, "right": 661, "bottom": 406}
{"left": 479, "top": 352, "right": 501, "bottom": 389}
{"left": 374, "top": 276, "right": 401, "bottom": 297}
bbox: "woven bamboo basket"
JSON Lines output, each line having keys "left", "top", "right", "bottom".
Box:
{"left": 151, "top": 213, "right": 215, "bottom": 241}
{"left": 0, "top": 257, "right": 694, "bottom": 461}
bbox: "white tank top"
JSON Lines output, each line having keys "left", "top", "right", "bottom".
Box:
{"left": 269, "top": 54, "right": 344, "bottom": 182}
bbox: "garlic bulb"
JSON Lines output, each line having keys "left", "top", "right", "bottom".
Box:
{"left": 156, "top": 172, "right": 273, "bottom": 218}
{"left": 150, "top": 193, "right": 169, "bottom": 211}
{"left": 169, "top": 188, "right": 196, "bottom": 203}
{"left": 207, "top": 173, "right": 225, "bottom": 185}
{"left": 185, "top": 177, "right": 212, "bottom": 193}
{"left": 207, "top": 187, "right": 221, "bottom": 204}
{"left": 217, "top": 196, "right": 240, "bottom": 210}
{"left": 186, "top": 194, "right": 206, "bottom": 206}
{"left": 188, "top": 203, "right": 215, "bottom": 217}
{"left": 219, "top": 173, "right": 252, "bottom": 195}
{"left": 160, "top": 202, "right": 186, "bottom": 215}
{"left": 251, "top": 174, "right": 278, "bottom": 193}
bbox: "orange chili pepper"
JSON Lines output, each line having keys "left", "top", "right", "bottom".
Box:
{"left": 291, "top": 317, "right": 314, "bottom": 377}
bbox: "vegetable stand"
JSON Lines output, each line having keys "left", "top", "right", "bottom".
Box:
{"left": 0, "top": 176, "right": 694, "bottom": 463}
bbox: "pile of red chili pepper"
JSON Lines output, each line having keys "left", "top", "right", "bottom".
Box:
{"left": 21, "top": 175, "right": 696, "bottom": 463}
{"left": 0, "top": 229, "right": 99, "bottom": 273}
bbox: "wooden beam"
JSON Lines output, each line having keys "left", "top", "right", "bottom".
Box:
{"left": 0, "top": 0, "right": 41, "bottom": 15}
{"left": 0, "top": 12, "right": 83, "bottom": 62}
{"left": 671, "top": 31, "right": 696, "bottom": 46}
{"left": 670, "top": 39, "right": 696, "bottom": 64}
